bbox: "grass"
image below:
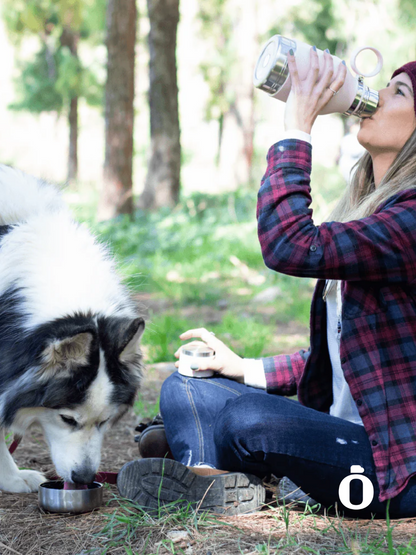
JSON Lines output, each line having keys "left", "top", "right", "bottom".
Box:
{"left": 73, "top": 187, "right": 314, "bottom": 302}
{"left": 133, "top": 397, "right": 160, "bottom": 421}
{"left": 93, "top": 494, "right": 416, "bottom": 555}
{"left": 95, "top": 494, "right": 219, "bottom": 554}
{"left": 144, "top": 310, "right": 277, "bottom": 364}
{"left": 144, "top": 314, "right": 193, "bottom": 364}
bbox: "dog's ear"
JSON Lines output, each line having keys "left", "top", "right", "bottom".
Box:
{"left": 38, "top": 331, "right": 95, "bottom": 379}
{"left": 119, "top": 318, "right": 145, "bottom": 364}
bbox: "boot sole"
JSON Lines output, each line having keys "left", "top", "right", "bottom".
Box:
{"left": 117, "top": 458, "right": 265, "bottom": 516}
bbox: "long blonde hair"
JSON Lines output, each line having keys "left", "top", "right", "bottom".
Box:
{"left": 324, "top": 127, "right": 416, "bottom": 296}
{"left": 328, "top": 128, "right": 416, "bottom": 223}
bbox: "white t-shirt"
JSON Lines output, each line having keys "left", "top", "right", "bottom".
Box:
{"left": 326, "top": 282, "right": 363, "bottom": 425}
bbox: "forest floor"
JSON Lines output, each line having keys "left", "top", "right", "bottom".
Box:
{"left": 1, "top": 298, "right": 416, "bottom": 555}
{"left": 2, "top": 367, "right": 416, "bottom": 555}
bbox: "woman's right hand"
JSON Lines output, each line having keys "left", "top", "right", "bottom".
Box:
{"left": 284, "top": 48, "right": 347, "bottom": 134}
{"left": 174, "top": 328, "right": 245, "bottom": 383}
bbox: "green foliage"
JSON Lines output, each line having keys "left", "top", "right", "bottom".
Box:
{"left": 91, "top": 188, "right": 315, "bottom": 319}
{"left": 214, "top": 313, "right": 273, "bottom": 358}
{"left": 9, "top": 46, "right": 63, "bottom": 112}
{"left": 197, "top": 0, "right": 234, "bottom": 121}
{"left": 196, "top": 0, "right": 237, "bottom": 165}
{"left": 133, "top": 397, "right": 160, "bottom": 421}
{"left": 2, "top": 0, "right": 105, "bottom": 114}
{"left": 55, "top": 46, "right": 103, "bottom": 106}
{"left": 141, "top": 310, "right": 277, "bottom": 364}
{"left": 55, "top": 46, "right": 83, "bottom": 98}
{"left": 145, "top": 314, "right": 192, "bottom": 364}
{"left": 93, "top": 189, "right": 273, "bottom": 298}
{"left": 2, "top": 0, "right": 101, "bottom": 39}
{"left": 10, "top": 43, "right": 103, "bottom": 113}
{"left": 398, "top": 0, "right": 416, "bottom": 26}
{"left": 270, "top": 0, "right": 344, "bottom": 55}
{"left": 78, "top": 0, "right": 107, "bottom": 42}
{"left": 2, "top": 0, "right": 53, "bottom": 37}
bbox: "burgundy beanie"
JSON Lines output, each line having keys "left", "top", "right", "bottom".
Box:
{"left": 391, "top": 62, "right": 416, "bottom": 114}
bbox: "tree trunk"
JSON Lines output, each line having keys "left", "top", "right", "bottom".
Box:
{"left": 99, "top": 0, "right": 137, "bottom": 220}
{"left": 68, "top": 96, "right": 78, "bottom": 182}
{"left": 60, "top": 26, "right": 79, "bottom": 183}
{"left": 140, "top": 0, "right": 180, "bottom": 210}
{"left": 228, "top": 0, "right": 257, "bottom": 187}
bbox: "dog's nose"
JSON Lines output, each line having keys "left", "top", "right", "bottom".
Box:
{"left": 71, "top": 468, "right": 96, "bottom": 484}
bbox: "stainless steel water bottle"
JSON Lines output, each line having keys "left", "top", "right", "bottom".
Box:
{"left": 253, "top": 35, "right": 382, "bottom": 118}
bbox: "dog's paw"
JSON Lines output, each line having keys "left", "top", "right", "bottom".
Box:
{"left": 0, "top": 469, "right": 46, "bottom": 493}
{"left": 18, "top": 469, "right": 47, "bottom": 492}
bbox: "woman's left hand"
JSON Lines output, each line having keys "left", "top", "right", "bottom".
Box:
{"left": 284, "top": 48, "right": 347, "bottom": 134}
{"left": 174, "top": 328, "right": 245, "bottom": 382}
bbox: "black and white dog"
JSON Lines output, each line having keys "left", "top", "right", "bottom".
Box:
{"left": 0, "top": 166, "right": 145, "bottom": 492}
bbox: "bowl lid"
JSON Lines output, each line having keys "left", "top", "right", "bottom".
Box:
{"left": 182, "top": 344, "right": 215, "bottom": 357}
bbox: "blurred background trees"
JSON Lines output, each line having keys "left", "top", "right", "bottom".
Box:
{"left": 2, "top": 0, "right": 105, "bottom": 183}
{"left": 1, "top": 0, "right": 416, "bottom": 363}
{"left": 1, "top": 0, "right": 416, "bottom": 216}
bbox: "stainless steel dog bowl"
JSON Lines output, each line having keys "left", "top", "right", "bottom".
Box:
{"left": 38, "top": 481, "right": 103, "bottom": 514}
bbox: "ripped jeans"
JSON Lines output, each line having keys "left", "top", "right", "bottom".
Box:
{"left": 160, "top": 371, "right": 416, "bottom": 518}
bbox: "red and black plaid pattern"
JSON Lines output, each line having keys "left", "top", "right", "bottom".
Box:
{"left": 257, "top": 139, "right": 416, "bottom": 502}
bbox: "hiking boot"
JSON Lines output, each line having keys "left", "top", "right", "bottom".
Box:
{"left": 117, "top": 458, "right": 265, "bottom": 516}
{"left": 135, "top": 414, "right": 173, "bottom": 460}
{"left": 276, "top": 476, "right": 318, "bottom": 507}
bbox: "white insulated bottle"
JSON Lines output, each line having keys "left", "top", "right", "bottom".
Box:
{"left": 253, "top": 35, "right": 382, "bottom": 118}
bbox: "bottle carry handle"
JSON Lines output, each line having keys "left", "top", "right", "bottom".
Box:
{"left": 350, "top": 46, "right": 383, "bottom": 78}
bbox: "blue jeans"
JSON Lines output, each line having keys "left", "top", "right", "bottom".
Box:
{"left": 160, "top": 372, "right": 416, "bottom": 519}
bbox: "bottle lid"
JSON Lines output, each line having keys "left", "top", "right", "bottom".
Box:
{"left": 181, "top": 344, "right": 215, "bottom": 358}
{"left": 253, "top": 35, "right": 296, "bottom": 95}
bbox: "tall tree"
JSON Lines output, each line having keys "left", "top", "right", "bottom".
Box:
{"left": 60, "top": 25, "right": 80, "bottom": 181}
{"left": 2, "top": 0, "right": 104, "bottom": 182}
{"left": 98, "top": 0, "right": 137, "bottom": 219}
{"left": 197, "top": 0, "right": 258, "bottom": 186}
{"left": 198, "top": 0, "right": 233, "bottom": 168}
{"left": 140, "top": 0, "right": 181, "bottom": 210}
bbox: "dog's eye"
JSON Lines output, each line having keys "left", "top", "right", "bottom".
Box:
{"left": 98, "top": 418, "right": 110, "bottom": 429}
{"left": 60, "top": 415, "right": 78, "bottom": 427}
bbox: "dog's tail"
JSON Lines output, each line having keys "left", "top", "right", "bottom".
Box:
{"left": 0, "top": 165, "right": 66, "bottom": 225}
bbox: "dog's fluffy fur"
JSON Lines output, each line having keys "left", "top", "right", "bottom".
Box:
{"left": 0, "top": 166, "right": 145, "bottom": 492}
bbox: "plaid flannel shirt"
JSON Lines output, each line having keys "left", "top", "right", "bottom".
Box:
{"left": 257, "top": 139, "right": 416, "bottom": 502}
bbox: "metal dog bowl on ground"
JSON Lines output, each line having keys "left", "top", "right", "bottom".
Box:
{"left": 39, "top": 481, "right": 103, "bottom": 514}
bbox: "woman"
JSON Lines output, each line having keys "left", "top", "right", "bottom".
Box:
{"left": 117, "top": 51, "right": 416, "bottom": 518}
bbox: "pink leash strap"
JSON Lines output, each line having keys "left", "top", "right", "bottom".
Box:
{"left": 95, "top": 471, "right": 118, "bottom": 485}
{"left": 9, "top": 438, "right": 21, "bottom": 455}
{"left": 8, "top": 438, "right": 119, "bottom": 485}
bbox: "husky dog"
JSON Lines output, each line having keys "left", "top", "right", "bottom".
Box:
{"left": 0, "top": 166, "right": 145, "bottom": 493}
